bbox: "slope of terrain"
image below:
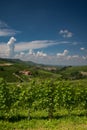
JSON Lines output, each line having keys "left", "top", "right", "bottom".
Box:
{"left": 0, "top": 58, "right": 87, "bottom": 82}
{"left": 0, "top": 58, "right": 60, "bottom": 82}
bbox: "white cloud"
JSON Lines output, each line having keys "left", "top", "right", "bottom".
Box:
{"left": 0, "top": 37, "right": 87, "bottom": 65}
{"left": 7, "top": 37, "right": 16, "bottom": 45}
{"left": 80, "top": 47, "right": 85, "bottom": 50}
{"left": 67, "top": 55, "right": 79, "bottom": 60}
{"left": 20, "top": 52, "right": 25, "bottom": 56}
{"left": 15, "top": 40, "right": 58, "bottom": 51}
{"left": 0, "top": 43, "right": 8, "bottom": 57}
{"left": 0, "top": 37, "right": 16, "bottom": 58}
{"left": 57, "top": 50, "right": 81, "bottom": 61}
{"left": 28, "top": 49, "right": 35, "bottom": 55}
{"left": 15, "top": 49, "right": 87, "bottom": 65}
{"left": 82, "top": 56, "right": 87, "bottom": 60}
{"left": 57, "top": 49, "right": 69, "bottom": 57}
{"left": 7, "top": 37, "right": 16, "bottom": 58}
{"left": 0, "top": 20, "right": 20, "bottom": 37}
{"left": 56, "top": 50, "right": 87, "bottom": 65}
{"left": 0, "top": 39, "right": 75, "bottom": 55}
{"left": 0, "top": 39, "right": 69, "bottom": 57}
{"left": 15, "top": 52, "right": 87, "bottom": 66}
{"left": 59, "top": 29, "right": 73, "bottom": 38}
{"left": 15, "top": 40, "right": 75, "bottom": 52}
{"left": 36, "top": 51, "right": 47, "bottom": 57}
{"left": 0, "top": 29, "right": 19, "bottom": 37}
{"left": 15, "top": 50, "right": 47, "bottom": 58}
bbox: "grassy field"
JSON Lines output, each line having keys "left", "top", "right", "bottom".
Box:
{"left": 0, "top": 110, "right": 87, "bottom": 130}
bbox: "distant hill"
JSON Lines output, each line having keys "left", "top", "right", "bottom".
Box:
{"left": 0, "top": 58, "right": 87, "bottom": 82}
{"left": 57, "top": 66, "right": 87, "bottom": 80}
{"left": 0, "top": 58, "right": 36, "bottom": 65}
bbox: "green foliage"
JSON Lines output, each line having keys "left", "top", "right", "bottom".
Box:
{"left": 0, "top": 78, "right": 87, "bottom": 120}
{"left": 0, "top": 78, "right": 11, "bottom": 118}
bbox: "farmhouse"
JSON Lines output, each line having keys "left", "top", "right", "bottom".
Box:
{"left": 80, "top": 71, "right": 87, "bottom": 76}
{"left": 19, "top": 70, "right": 32, "bottom": 76}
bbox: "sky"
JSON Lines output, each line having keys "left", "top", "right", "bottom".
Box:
{"left": 0, "top": 0, "right": 87, "bottom": 65}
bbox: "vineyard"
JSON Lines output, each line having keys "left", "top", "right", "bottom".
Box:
{"left": 0, "top": 78, "right": 87, "bottom": 129}
{"left": 0, "top": 59, "right": 87, "bottom": 129}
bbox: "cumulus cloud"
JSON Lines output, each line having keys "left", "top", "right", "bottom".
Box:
{"left": 16, "top": 50, "right": 47, "bottom": 58}
{"left": 15, "top": 52, "right": 87, "bottom": 66}
{"left": 56, "top": 49, "right": 87, "bottom": 65}
{"left": 59, "top": 29, "right": 73, "bottom": 38}
{"left": 7, "top": 37, "right": 16, "bottom": 45}
{"left": 15, "top": 48, "right": 87, "bottom": 65}
{"left": 0, "top": 37, "right": 87, "bottom": 65}
{"left": 0, "top": 39, "right": 69, "bottom": 57}
{"left": 7, "top": 37, "right": 16, "bottom": 57}
{"left": 36, "top": 51, "right": 47, "bottom": 57}
{"left": 28, "top": 49, "right": 47, "bottom": 57}
{"left": 57, "top": 50, "right": 82, "bottom": 61}
{"left": 15, "top": 49, "right": 48, "bottom": 65}
{"left": 28, "top": 49, "right": 35, "bottom": 55}
{"left": 67, "top": 55, "right": 79, "bottom": 60}
{"left": 57, "top": 49, "right": 69, "bottom": 57}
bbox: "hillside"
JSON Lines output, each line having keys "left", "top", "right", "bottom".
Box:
{"left": 0, "top": 58, "right": 60, "bottom": 82}
{"left": 0, "top": 58, "right": 87, "bottom": 82}
{"left": 57, "top": 66, "right": 87, "bottom": 79}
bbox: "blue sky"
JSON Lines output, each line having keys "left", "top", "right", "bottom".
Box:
{"left": 0, "top": 0, "right": 87, "bottom": 65}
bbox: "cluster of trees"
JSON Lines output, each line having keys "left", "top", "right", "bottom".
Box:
{"left": 0, "top": 78, "right": 87, "bottom": 120}
{"left": 61, "top": 71, "right": 84, "bottom": 80}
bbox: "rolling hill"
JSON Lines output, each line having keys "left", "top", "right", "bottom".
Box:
{"left": 0, "top": 58, "right": 87, "bottom": 82}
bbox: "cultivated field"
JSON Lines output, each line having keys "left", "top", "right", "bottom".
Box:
{"left": 0, "top": 59, "right": 87, "bottom": 130}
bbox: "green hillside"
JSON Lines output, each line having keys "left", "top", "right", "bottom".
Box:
{"left": 0, "top": 58, "right": 60, "bottom": 82}
{"left": 57, "top": 66, "right": 87, "bottom": 79}
{"left": 0, "top": 58, "right": 87, "bottom": 82}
